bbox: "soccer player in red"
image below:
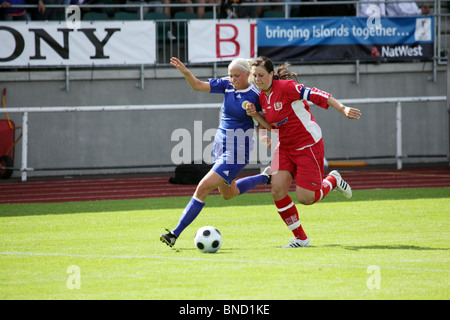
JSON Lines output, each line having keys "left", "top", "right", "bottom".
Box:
{"left": 247, "top": 56, "right": 361, "bottom": 248}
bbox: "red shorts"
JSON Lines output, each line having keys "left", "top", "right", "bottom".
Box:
{"left": 271, "top": 139, "right": 325, "bottom": 191}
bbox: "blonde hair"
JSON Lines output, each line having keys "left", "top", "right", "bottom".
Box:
{"left": 228, "top": 58, "right": 252, "bottom": 72}
{"left": 228, "top": 58, "right": 254, "bottom": 84}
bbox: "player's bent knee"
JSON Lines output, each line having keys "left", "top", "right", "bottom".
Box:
{"left": 296, "top": 193, "right": 315, "bottom": 205}
{"left": 221, "top": 194, "right": 235, "bottom": 201}
{"left": 271, "top": 185, "right": 288, "bottom": 200}
{"left": 298, "top": 197, "right": 314, "bottom": 205}
{"left": 296, "top": 187, "right": 316, "bottom": 205}
{"left": 218, "top": 185, "right": 239, "bottom": 201}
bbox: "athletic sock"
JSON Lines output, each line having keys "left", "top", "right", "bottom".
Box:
{"left": 275, "top": 195, "right": 308, "bottom": 240}
{"left": 172, "top": 196, "right": 205, "bottom": 237}
{"left": 235, "top": 174, "right": 269, "bottom": 195}
{"left": 325, "top": 174, "right": 337, "bottom": 189}
{"left": 313, "top": 175, "right": 337, "bottom": 204}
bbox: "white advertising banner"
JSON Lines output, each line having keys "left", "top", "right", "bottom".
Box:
{"left": 0, "top": 21, "right": 156, "bottom": 66}
{"left": 188, "top": 19, "right": 257, "bottom": 63}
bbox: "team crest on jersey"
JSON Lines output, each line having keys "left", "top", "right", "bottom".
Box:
{"left": 241, "top": 100, "right": 249, "bottom": 110}
{"left": 274, "top": 102, "right": 283, "bottom": 111}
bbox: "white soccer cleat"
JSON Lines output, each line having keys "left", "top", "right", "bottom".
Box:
{"left": 282, "top": 237, "right": 310, "bottom": 248}
{"left": 329, "top": 170, "right": 352, "bottom": 198}
{"left": 261, "top": 165, "right": 272, "bottom": 184}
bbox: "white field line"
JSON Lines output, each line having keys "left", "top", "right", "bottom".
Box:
{"left": 0, "top": 251, "right": 448, "bottom": 273}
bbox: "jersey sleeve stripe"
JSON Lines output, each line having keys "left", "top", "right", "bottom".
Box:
{"left": 310, "top": 87, "right": 331, "bottom": 99}
{"left": 304, "top": 88, "right": 311, "bottom": 101}
{"left": 299, "top": 86, "right": 311, "bottom": 101}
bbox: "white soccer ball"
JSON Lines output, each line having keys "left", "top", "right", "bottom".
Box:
{"left": 194, "top": 226, "right": 222, "bottom": 253}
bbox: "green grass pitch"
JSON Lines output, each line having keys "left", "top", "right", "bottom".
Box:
{"left": 0, "top": 188, "right": 449, "bottom": 300}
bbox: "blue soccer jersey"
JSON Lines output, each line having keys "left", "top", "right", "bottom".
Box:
{"left": 209, "top": 77, "right": 262, "bottom": 131}
{"left": 208, "top": 77, "right": 262, "bottom": 184}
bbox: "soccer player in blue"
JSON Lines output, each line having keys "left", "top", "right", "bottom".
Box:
{"left": 160, "top": 57, "right": 271, "bottom": 248}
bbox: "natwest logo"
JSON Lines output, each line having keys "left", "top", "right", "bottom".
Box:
{"left": 381, "top": 45, "right": 424, "bottom": 58}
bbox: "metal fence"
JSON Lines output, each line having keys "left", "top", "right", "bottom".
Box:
{"left": 0, "top": 95, "right": 446, "bottom": 182}
{"left": 2, "top": 0, "right": 449, "bottom": 67}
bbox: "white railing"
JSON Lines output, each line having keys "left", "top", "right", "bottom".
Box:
{"left": 1, "top": 96, "right": 447, "bottom": 182}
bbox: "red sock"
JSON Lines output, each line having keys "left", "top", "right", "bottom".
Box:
{"left": 275, "top": 195, "right": 308, "bottom": 240}
{"left": 313, "top": 175, "right": 337, "bottom": 204}
{"left": 325, "top": 174, "right": 337, "bottom": 188}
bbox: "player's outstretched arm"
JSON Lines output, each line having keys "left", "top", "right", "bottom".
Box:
{"left": 327, "top": 96, "right": 361, "bottom": 120}
{"left": 170, "top": 57, "right": 210, "bottom": 92}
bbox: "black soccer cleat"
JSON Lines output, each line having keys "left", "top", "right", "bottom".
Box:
{"left": 160, "top": 229, "right": 177, "bottom": 247}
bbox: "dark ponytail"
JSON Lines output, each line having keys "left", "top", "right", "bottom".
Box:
{"left": 274, "top": 63, "right": 298, "bottom": 82}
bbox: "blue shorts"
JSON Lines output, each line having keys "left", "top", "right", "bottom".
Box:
{"left": 211, "top": 162, "right": 247, "bottom": 186}
{"left": 212, "top": 128, "right": 253, "bottom": 185}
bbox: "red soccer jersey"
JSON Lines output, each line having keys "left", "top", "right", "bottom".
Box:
{"left": 260, "top": 79, "right": 331, "bottom": 150}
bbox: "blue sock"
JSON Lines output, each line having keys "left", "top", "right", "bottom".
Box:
{"left": 172, "top": 197, "right": 205, "bottom": 237}
{"left": 236, "top": 174, "right": 269, "bottom": 195}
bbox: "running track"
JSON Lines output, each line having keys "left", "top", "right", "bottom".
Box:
{"left": 0, "top": 168, "right": 449, "bottom": 204}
